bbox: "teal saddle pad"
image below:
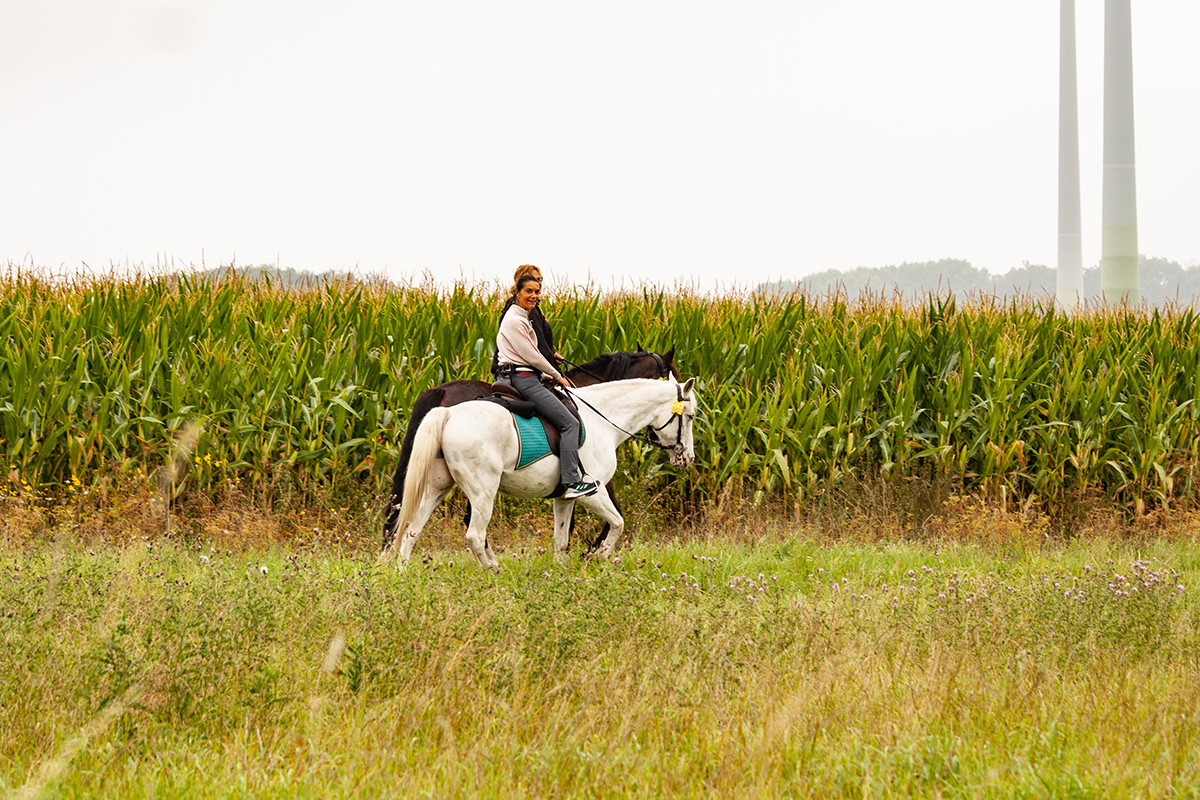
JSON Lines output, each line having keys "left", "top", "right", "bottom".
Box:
{"left": 512, "top": 414, "right": 586, "bottom": 469}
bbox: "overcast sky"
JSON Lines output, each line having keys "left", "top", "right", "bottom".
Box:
{"left": 2, "top": 0, "right": 1197, "bottom": 291}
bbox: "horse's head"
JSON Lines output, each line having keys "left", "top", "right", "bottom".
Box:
{"left": 648, "top": 376, "right": 697, "bottom": 468}
{"left": 627, "top": 346, "right": 679, "bottom": 381}
{"left": 567, "top": 347, "right": 680, "bottom": 385}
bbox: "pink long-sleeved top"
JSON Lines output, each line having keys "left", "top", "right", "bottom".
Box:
{"left": 495, "top": 305, "right": 562, "bottom": 380}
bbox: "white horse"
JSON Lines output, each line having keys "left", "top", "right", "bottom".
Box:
{"left": 382, "top": 377, "right": 698, "bottom": 571}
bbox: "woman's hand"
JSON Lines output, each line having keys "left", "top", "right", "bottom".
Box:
{"left": 557, "top": 375, "right": 574, "bottom": 389}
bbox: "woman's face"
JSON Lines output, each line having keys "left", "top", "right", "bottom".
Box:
{"left": 516, "top": 281, "right": 541, "bottom": 311}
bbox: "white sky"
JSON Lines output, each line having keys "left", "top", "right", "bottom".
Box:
{"left": 2, "top": 0, "right": 1197, "bottom": 291}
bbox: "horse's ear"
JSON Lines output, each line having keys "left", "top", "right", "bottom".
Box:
{"left": 682, "top": 377, "right": 695, "bottom": 395}
{"left": 635, "top": 341, "right": 644, "bottom": 353}
{"left": 664, "top": 346, "right": 675, "bottom": 365}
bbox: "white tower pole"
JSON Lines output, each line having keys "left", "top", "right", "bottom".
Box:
{"left": 1057, "top": 0, "right": 1084, "bottom": 311}
{"left": 1101, "top": 0, "right": 1139, "bottom": 305}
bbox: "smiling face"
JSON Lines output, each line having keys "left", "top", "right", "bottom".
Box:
{"left": 515, "top": 279, "right": 541, "bottom": 311}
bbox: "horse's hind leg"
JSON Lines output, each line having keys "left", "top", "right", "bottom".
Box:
{"left": 460, "top": 491, "right": 501, "bottom": 572}
{"left": 395, "top": 485, "right": 452, "bottom": 562}
{"left": 454, "top": 467, "right": 504, "bottom": 572}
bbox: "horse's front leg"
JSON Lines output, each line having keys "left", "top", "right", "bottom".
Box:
{"left": 577, "top": 489, "right": 625, "bottom": 559}
{"left": 551, "top": 498, "right": 576, "bottom": 562}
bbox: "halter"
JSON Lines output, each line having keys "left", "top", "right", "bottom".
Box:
{"left": 565, "top": 382, "right": 689, "bottom": 455}
{"left": 649, "top": 352, "right": 670, "bottom": 379}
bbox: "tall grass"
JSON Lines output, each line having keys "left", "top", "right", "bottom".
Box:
{"left": 2, "top": 536, "right": 1197, "bottom": 797}
{"left": 4, "top": 270, "right": 1200, "bottom": 519}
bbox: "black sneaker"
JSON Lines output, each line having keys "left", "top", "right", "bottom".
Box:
{"left": 561, "top": 480, "right": 600, "bottom": 499}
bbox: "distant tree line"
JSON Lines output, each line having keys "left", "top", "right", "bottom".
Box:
{"left": 757, "top": 256, "right": 1200, "bottom": 307}
{"left": 186, "top": 264, "right": 391, "bottom": 289}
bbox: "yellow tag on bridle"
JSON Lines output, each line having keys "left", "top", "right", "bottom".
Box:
{"left": 671, "top": 400, "right": 686, "bottom": 416}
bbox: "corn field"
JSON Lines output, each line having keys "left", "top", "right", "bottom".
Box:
{"left": 3, "top": 272, "right": 1200, "bottom": 517}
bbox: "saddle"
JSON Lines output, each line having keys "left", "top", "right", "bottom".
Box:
{"left": 479, "top": 382, "right": 583, "bottom": 463}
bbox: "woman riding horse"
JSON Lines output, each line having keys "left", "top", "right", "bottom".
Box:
{"left": 494, "top": 273, "right": 600, "bottom": 500}
{"left": 380, "top": 261, "right": 679, "bottom": 549}
{"left": 382, "top": 346, "right": 678, "bottom": 550}
{"left": 386, "top": 376, "right": 698, "bottom": 571}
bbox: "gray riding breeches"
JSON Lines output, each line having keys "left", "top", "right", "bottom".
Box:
{"left": 504, "top": 371, "right": 584, "bottom": 484}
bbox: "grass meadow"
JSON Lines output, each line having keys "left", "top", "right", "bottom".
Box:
{"left": 2, "top": 514, "right": 1199, "bottom": 798}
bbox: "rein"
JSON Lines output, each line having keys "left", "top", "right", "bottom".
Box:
{"left": 563, "top": 382, "right": 687, "bottom": 453}
{"left": 559, "top": 357, "right": 606, "bottom": 384}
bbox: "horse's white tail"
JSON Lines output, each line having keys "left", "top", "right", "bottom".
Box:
{"left": 390, "top": 407, "right": 450, "bottom": 553}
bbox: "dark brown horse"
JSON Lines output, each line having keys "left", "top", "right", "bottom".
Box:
{"left": 382, "top": 348, "right": 679, "bottom": 550}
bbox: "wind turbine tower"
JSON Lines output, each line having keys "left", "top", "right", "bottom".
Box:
{"left": 1101, "top": 0, "right": 1139, "bottom": 305}
{"left": 1057, "top": 0, "right": 1083, "bottom": 311}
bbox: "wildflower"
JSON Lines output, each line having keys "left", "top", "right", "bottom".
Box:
{"left": 260, "top": 566, "right": 268, "bottom": 575}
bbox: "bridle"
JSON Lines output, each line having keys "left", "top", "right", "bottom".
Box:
{"left": 650, "top": 382, "right": 689, "bottom": 458}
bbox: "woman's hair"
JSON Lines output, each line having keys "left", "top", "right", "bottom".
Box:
{"left": 509, "top": 264, "right": 542, "bottom": 296}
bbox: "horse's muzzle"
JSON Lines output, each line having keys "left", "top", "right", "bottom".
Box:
{"left": 669, "top": 447, "right": 694, "bottom": 468}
